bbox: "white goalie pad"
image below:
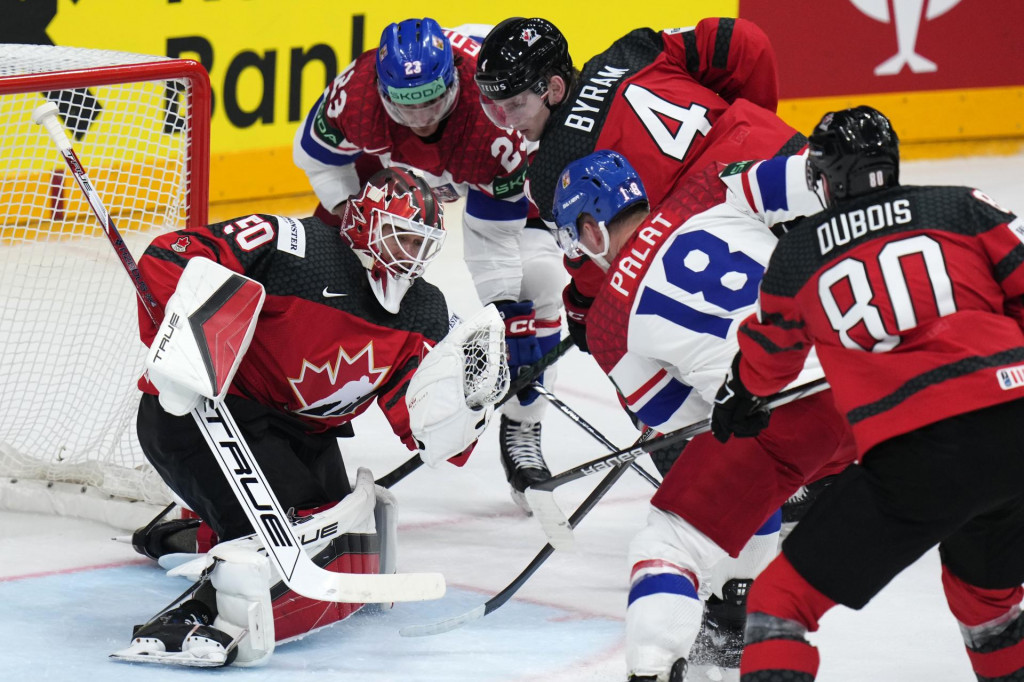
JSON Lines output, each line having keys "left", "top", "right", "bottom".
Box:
{"left": 146, "top": 257, "right": 265, "bottom": 415}
{"left": 407, "top": 304, "right": 510, "bottom": 466}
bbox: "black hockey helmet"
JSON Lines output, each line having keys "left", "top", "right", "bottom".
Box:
{"left": 475, "top": 17, "right": 573, "bottom": 101}
{"left": 806, "top": 105, "right": 900, "bottom": 207}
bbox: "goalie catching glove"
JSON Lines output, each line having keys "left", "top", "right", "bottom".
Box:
{"left": 407, "top": 304, "right": 510, "bottom": 466}
{"left": 145, "top": 257, "right": 265, "bottom": 416}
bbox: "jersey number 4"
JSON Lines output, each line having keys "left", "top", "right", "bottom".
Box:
{"left": 623, "top": 84, "right": 711, "bottom": 160}
{"left": 819, "top": 234, "right": 956, "bottom": 352}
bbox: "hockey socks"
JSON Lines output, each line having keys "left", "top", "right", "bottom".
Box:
{"left": 740, "top": 553, "right": 836, "bottom": 681}
{"left": 943, "top": 566, "right": 1024, "bottom": 681}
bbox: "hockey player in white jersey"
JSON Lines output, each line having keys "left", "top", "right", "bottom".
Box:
{"left": 550, "top": 150, "right": 855, "bottom": 681}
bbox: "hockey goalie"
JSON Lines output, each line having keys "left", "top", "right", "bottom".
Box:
{"left": 112, "top": 168, "right": 509, "bottom": 667}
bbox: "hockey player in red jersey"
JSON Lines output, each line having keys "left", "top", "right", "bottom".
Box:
{"left": 475, "top": 16, "right": 806, "bottom": 355}
{"left": 550, "top": 150, "right": 854, "bottom": 681}
{"left": 294, "top": 18, "right": 566, "bottom": 510}
{"left": 713, "top": 107, "right": 1024, "bottom": 681}
{"left": 115, "top": 168, "right": 508, "bottom": 667}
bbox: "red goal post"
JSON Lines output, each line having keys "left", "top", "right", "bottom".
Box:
{"left": 0, "top": 45, "right": 211, "bottom": 530}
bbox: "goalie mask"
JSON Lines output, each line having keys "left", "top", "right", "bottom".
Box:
{"left": 341, "top": 168, "right": 446, "bottom": 313}
{"left": 806, "top": 105, "right": 900, "bottom": 208}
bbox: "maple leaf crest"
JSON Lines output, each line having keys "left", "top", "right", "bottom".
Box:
{"left": 288, "top": 342, "right": 391, "bottom": 419}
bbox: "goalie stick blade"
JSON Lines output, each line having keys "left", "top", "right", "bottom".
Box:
{"left": 293, "top": 562, "right": 446, "bottom": 603}
{"left": 523, "top": 487, "right": 575, "bottom": 551}
{"left": 398, "top": 603, "right": 486, "bottom": 637}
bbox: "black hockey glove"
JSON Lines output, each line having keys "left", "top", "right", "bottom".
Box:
{"left": 711, "top": 353, "right": 770, "bottom": 443}
{"left": 562, "top": 281, "right": 594, "bottom": 354}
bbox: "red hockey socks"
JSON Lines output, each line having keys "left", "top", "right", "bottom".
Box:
{"left": 942, "top": 566, "right": 1024, "bottom": 681}
{"left": 740, "top": 554, "right": 836, "bottom": 682}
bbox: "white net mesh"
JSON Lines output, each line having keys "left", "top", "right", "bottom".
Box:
{"left": 0, "top": 45, "right": 209, "bottom": 516}
{"left": 461, "top": 310, "right": 510, "bottom": 408}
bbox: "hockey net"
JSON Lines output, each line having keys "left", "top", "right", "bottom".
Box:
{"left": 0, "top": 44, "right": 211, "bottom": 529}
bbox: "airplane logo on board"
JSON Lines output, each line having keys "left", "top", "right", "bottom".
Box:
{"left": 850, "top": 0, "right": 961, "bottom": 75}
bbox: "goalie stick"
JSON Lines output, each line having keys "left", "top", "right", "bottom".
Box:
{"left": 524, "top": 378, "right": 830, "bottom": 550}
{"left": 374, "top": 335, "right": 576, "bottom": 489}
{"left": 33, "top": 101, "right": 445, "bottom": 604}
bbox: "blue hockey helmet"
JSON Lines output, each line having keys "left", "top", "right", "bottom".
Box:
{"left": 551, "top": 150, "right": 648, "bottom": 264}
{"left": 376, "top": 18, "right": 460, "bottom": 129}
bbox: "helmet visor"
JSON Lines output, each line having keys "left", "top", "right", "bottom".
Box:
{"left": 380, "top": 77, "right": 460, "bottom": 128}
{"left": 371, "top": 208, "right": 447, "bottom": 279}
{"left": 552, "top": 222, "right": 583, "bottom": 259}
{"left": 479, "top": 88, "right": 547, "bottom": 130}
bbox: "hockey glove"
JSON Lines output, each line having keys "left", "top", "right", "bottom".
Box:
{"left": 562, "top": 280, "right": 594, "bottom": 353}
{"left": 496, "top": 300, "right": 542, "bottom": 405}
{"left": 711, "top": 353, "right": 771, "bottom": 443}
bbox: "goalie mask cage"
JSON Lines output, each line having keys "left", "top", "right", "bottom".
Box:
{"left": 0, "top": 44, "right": 211, "bottom": 529}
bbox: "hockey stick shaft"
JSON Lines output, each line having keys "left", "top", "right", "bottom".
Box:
{"left": 373, "top": 335, "right": 576, "bottom": 489}
{"left": 32, "top": 102, "right": 161, "bottom": 326}
{"left": 531, "top": 383, "right": 660, "bottom": 489}
{"left": 193, "top": 400, "right": 444, "bottom": 602}
{"left": 399, "top": 459, "right": 630, "bottom": 637}
{"left": 35, "top": 105, "right": 444, "bottom": 603}
{"left": 530, "top": 378, "right": 830, "bottom": 494}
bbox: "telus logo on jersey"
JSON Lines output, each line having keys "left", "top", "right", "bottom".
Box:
{"left": 817, "top": 199, "right": 912, "bottom": 255}
{"left": 565, "top": 65, "right": 630, "bottom": 132}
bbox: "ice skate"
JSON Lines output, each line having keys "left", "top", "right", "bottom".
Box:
{"left": 499, "top": 415, "right": 551, "bottom": 514}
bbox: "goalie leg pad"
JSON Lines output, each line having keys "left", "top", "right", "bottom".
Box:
{"left": 209, "top": 544, "right": 275, "bottom": 667}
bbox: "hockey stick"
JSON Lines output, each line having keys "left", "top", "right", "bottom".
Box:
{"left": 526, "top": 378, "right": 831, "bottom": 550}
{"left": 32, "top": 103, "right": 161, "bottom": 325}
{"left": 399, "top": 458, "right": 631, "bottom": 637}
{"left": 531, "top": 383, "right": 660, "bottom": 489}
{"left": 527, "top": 383, "right": 659, "bottom": 550}
{"left": 34, "top": 102, "right": 445, "bottom": 604}
{"left": 374, "top": 335, "right": 576, "bottom": 489}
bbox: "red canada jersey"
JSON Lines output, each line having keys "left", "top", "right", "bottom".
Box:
{"left": 310, "top": 31, "right": 528, "bottom": 202}
{"left": 527, "top": 18, "right": 805, "bottom": 225}
{"left": 737, "top": 185, "right": 1024, "bottom": 455}
{"left": 137, "top": 214, "right": 450, "bottom": 451}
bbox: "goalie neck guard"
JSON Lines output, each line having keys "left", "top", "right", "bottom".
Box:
{"left": 340, "top": 168, "right": 446, "bottom": 313}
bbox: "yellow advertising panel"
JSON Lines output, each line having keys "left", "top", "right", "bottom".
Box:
{"left": 46, "top": 1, "right": 738, "bottom": 152}
{"left": 10, "top": 0, "right": 1016, "bottom": 205}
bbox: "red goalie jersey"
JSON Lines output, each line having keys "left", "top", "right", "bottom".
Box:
{"left": 136, "top": 214, "right": 451, "bottom": 450}
{"left": 737, "top": 186, "right": 1024, "bottom": 455}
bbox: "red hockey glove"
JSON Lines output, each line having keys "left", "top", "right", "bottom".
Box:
{"left": 562, "top": 280, "right": 593, "bottom": 353}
